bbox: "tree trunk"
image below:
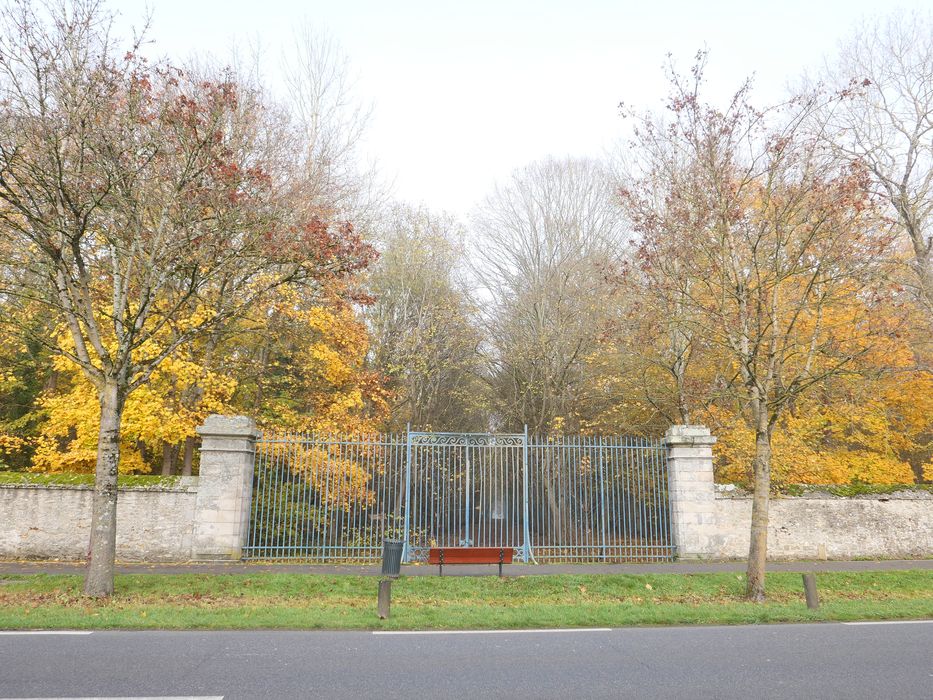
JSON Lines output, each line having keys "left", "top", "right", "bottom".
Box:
{"left": 161, "top": 440, "right": 176, "bottom": 476}
{"left": 746, "top": 422, "right": 772, "bottom": 602}
{"left": 182, "top": 436, "right": 195, "bottom": 476}
{"left": 84, "top": 379, "right": 126, "bottom": 598}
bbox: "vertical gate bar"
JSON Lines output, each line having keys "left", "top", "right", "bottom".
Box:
{"left": 664, "top": 435, "right": 673, "bottom": 559}
{"left": 633, "top": 437, "right": 643, "bottom": 559}
{"left": 305, "top": 432, "right": 316, "bottom": 558}
{"left": 565, "top": 435, "right": 572, "bottom": 562}
{"left": 636, "top": 437, "right": 648, "bottom": 558}
{"left": 613, "top": 435, "right": 629, "bottom": 557}
{"left": 586, "top": 436, "right": 593, "bottom": 558}
{"left": 582, "top": 435, "right": 589, "bottom": 559}
{"left": 504, "top": 440, "right": 510, "bottom": 549}
{"left": 589, "top": 436, "right": 596, "bottom": 558}
{"left": 652, "top": 437, "right": 663, "bottom": 559}
{"left": 655, "top": 436, "right": 672, "bottom": 559}
{"left": 574, "top": 433, "right": 582, "bottom": 562}
{"left": 402, "top": 424, "right": 413, "bottom": 562}
{"left": 555, "top": 437, "right": 561, "bottom": 562}
{"left": 255, "top": 434, "right": 264, "bottom": 557}
{"left": 308, "top": 432, "right": 318, "bottom": 558}
{"left": 522, "top": 425, "right": 531, "bottom": 562}
{"left": 576, "top": 434, "right": 583, "bottom": 562}
{"left": 547, "top": 438, "right": 554, "bottom": 561}
{"left": 360, "top": 433, "right": 368, "bottom": 558}
{"left": 480, "top": 440, "right": 487, "bottom": 547}
{"left": 284, "top": 432, "right": 298, "bottom": 557}
{"left": 434, "top": 440, "right": 447, "bottom": 546}
{"left": 491, "top": 440, "right": 497, "bottom": 546}
{"left": 647, "top": 437, "right": 656, "bottom": 560}
{"left": 261, "top": 436, "right": 280, "bottom": 558}
{"left": 247, "top": 437, "right": 262, "bottom": 556}
{"left": 336, "top": 433, "right": 345, "bottom": 561}
{"left": 390, "top": 434, "right": 398, "bottom": 545}
{"left": 323, "top": 432, "right": 335, "bottom": 561}
{"left": 269, "top": 436, "right": 286, "bottom": 558}
{"left": 609, "top": 436, "right": 620, "bottom": 560}
{"left": 350, "top": 432, "right": 361, "bottom": 560}
{"left": 477, "top": 441, "right": 484, "bottom": 546}
{"left": 389, "top": 433, "right": 398, "bottom": 550}
{"left": 598, "top": 436, "right": 607, "bottom": 561}
{"left": 375, "top": 434, "right": 382, "bottom": 556}
{"left": 485, "top": 440, "right": 490, "bottom": 548}
{"left": 337, "top": 433, "right": 346, "bottom": 561}
{"left": 580, "top": 434, "right": 587, "bottom": 561}
{"left": 286, "top": 432, "right": 301, "bottom": 556}
{"left": 626, "top": 438, "right": 633, "bottom": 558}
{"left": 651, "top": 438, "right": 665, "bottom": 558}
{"left": 321, "top": 432, "right": 332, "bottom": 562}
{"left": 619, "top": 440, "right": 635, "bottom": 558}
{"left": 354, "top": 432, "right": 363, "bottom": 560}
{"left": 557, "top": 437, "right": 564, "bottom": 561}
{"left": 644, "top": 437, "right": 653, "bottom": 559}
{"left": 605, "top": 436, "right": 614, "bottom": 560}
{"left": 341, "top": 433, "right": 350, "bottom": 561}
{"left": 250, "top": 437, "right": 261, "bottom": 556}
{"left": 277, "top": 435, "right": 292, "bottom": 558}
{"left": 314, "top": 432, "right": 326, "bottom": 560}
{"left": 464, "top": 443, "right": 471, "bottom": 545}
{"left": 299, "top": 433, "right": 312, "bottom": 557}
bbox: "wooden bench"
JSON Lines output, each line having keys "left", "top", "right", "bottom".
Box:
{"left": 427, "top": 546, "right": 514, "bottom": 577}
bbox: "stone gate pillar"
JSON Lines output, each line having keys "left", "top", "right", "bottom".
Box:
{"left": 665, "top": 425, "right": 717, "bottom": 559}
{"left": 192, "top": 414, "right": 259, "bottom": 560}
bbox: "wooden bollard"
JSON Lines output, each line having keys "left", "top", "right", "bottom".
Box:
{"left": 378, "top": 579, "right": 392, "bottom": 619}
{"left": 802, "top": 573, "right": 820, "bottom": 610}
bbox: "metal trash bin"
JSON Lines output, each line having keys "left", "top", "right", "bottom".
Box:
{"left": 381, "top": 539, "right": 404, "bottom": 578}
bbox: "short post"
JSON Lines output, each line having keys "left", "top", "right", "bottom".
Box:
{"left": 802, "top": 573, "right": 820, "bottom": 610}
{"left": 377, "top": 579, "right": 392, "bottom": 619}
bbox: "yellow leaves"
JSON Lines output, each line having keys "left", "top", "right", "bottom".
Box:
{"left": 708, "top": 397, "right": 916, "bottom": 487}
{"left": 257, "top": 440, "right": 375, "bottom": 510}
{"left": 0, "top": 433, "right": 25, "bottom": 454}
{"left": 32, "top": 315, "right": 238, "bottom": 473}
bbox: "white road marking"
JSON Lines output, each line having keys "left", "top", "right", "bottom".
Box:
{"left": 842, "top": 620, "right": 933, "bottom": 626}
{"left": 373, "top": 627, "right": 612, "bottom": 635}
{"left": 0, "top": 630, "right": 93, "bottom": 635}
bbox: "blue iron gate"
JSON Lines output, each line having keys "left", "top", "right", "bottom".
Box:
{"left": 243, "top": 429, "right": 673, "bottom": 562}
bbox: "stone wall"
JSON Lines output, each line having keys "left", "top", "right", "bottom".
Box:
{"left": 666, "top": 425, "right": 933, "bottom": 560}
{"left": 707, "top": 488, "right": 933, "bottom": 560}
{"left": 0, "top": 480, "right": 198, "bottom": 561}
{"left": 0, "top": 414, "right": 257, "bottom": 563}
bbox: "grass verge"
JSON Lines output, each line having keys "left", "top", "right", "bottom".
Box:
{"left": 0, "top": 570, "right": 930, "bottom": 630}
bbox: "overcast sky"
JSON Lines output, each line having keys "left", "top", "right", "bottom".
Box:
{"left": 116, "top": 0, "right": 928, "bottom": 218}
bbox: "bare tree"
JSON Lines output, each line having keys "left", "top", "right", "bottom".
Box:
{"left": 471, "top": 157, "right": 628, "bottom": 433}
{"left": 281, "top": 26, "right": 386, "bottom": 233}
{"left": 366, "top": 204, "right": 485, "bottom": 430}
{"left": 0, "top": 0, "right": 373, "bottom": 596}
{"left": 820, "top": 11, "right": 933, "bottom": 321}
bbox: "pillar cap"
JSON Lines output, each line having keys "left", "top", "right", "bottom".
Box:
{"left": 664, "top": 424, "right": 717, "bottom": 446}
{"left": 196, "top": 414, "right": 259, "bottom": 439}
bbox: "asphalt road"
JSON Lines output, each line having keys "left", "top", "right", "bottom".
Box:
{"left": 1, "top": 622, "right": 931, "bottom": 699}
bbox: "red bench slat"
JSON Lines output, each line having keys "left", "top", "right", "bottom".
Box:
{"left": 427, "top": 547, "right": 514, "bottom": 565}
